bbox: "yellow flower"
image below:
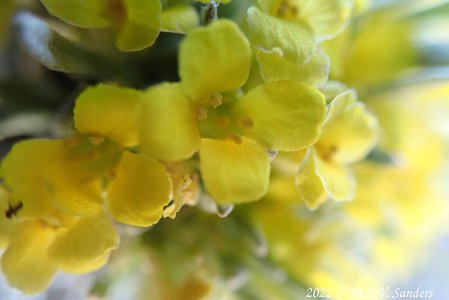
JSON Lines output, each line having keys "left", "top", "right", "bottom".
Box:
{"left": 0, "top": 83, "right": 178, "bottom": 293}
{"left": 295, "top": 89, "right": 378, "bottom": 209}
{"left": 40, "top": 0, "right": 162, "bottom": 51}
{"left": 139, "top": 20, "right": 326, "bottom": 204}
{"left": 0, "top": 206, "right": 119, "bottom": 294}
{"left": 247, "top": 6, "right": 329, "bottom": 86}
{"left": 246, "top": 0, "right": 353, "bottom": 86}
{"left": 1, "top": 84, "right": 172, "bottom": 227}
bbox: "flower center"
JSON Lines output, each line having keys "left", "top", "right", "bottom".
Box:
{"left": 275, "top": 0, "right": 300, "bottom": 20}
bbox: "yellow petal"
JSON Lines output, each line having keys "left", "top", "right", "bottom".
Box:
{"left": 161, "top": 5, "right": 199, "bottom": 34}
{"left": 114, "top": 0, "right": 162, "bottom": 51}
{"left": 295, "top": 149, "right": 328, "bottom": 210}
{"left": 74, "top": 84, "right": 143, "bottom": 147}
{"left": 139, "top": 83, "right": 201, "bottom": 162}
{"left": 0, "top": 139, "right": 71, "bottom": 222}
{"left": 295, "top": 0, "right": 352, "bottom": 40}
{"left": 200, "top": 138, "right": 270, "bottom": 204}
{"left": 107, "top": 151, "right": 171, "bottom": 227}
{"left": 256, "top": 48, "right": 329, "bottom": 86}
{"left": 41, "top": 0, "right": 109, "bottom": 28}
{"left": 0, "top": 186, "right": 13, "bottom": 248}
{"left": 258, "top": 0, "right": 352, "bottom": 40}
{"left": 247, "top": 7, "right": 315, "bottom": 66}
{"left": 48, "top": 215, "right": 119, "bottom": 273}
{"left": 233, "top": 80, "right": 326, "bottom": 151}
{"left": 3, "top": 138, "right": 105, "bottom": 218}
{"left": 315, "top": 153, "right": 355, "bottom": 201}
{"left": 1, "top": 221, "right": 57, "bottom": 294}
{"left": 179, "top": 20, "right": 251, "bottom": 103}
{"left": 317, "top": 90, "right": 378, "bottom": 164}
{"left": 43, "top": 144, "right": 104, "bottom": 217}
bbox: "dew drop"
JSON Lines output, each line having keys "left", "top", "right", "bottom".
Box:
{"left": 266, "top": 149, "right": 278, "bottom": 161}
{"left": 216, "top": 204, "right": 234, "bottom": 218}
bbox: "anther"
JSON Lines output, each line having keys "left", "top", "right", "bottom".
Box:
{"left": 239, "top": 117, "right": 254, "bottom": 129}
{"left": 106, "top": 170, "right": 117, "bottom": 181}
{"left": 64, "top": 136, "right": 80, "bottom": 147}
{"left": 227, "top": 132, "right": 242, "bottom": 144}
{"left": 196, "top": 105, "right": 209, "bottom": 121}
{"left": 88, "top": 136, "right": 105, "bottom": 146}
{"left": 209, "top": 93, "right": 223, "bottom": 108}
{"left": 216, "top": 116, "right": 230, "bottom": 128}
{"left": 181, "top": 175, "right": 192, "bottom": 191}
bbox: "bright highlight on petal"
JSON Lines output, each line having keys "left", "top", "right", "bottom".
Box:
{"left": 139, "top": 83, "right": 201, "bottom": 162}
{"left": 48, "top": 215, "right": 119, "bottom": 273}
{"left": 234, "top": 80, "right": 326, "bottom": 151}
{"left": 179, "top": 20, "right": 251, "bottom": 103}
{"left": 107, "top": 151, "right": 171, "bottom": 227}
{"left": 74, "top": 84, "right": 143, "bottom": 147}
{"left": 200, "top": 138, "right": 271, "bottom": 204}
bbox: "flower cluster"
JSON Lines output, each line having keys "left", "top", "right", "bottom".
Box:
{"left": 0, "top": 0, "right": 448, "bottom": 298}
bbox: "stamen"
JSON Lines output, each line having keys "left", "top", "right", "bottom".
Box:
{"left": 209, "top": 93, "right": 223, "bottom": 108}
{"left": 64, "top": 136, "right": 80, "bottom": 147}
{"left": 106, "top": 170, "right": 117, "bottom": 181}
{"left": 196, "top": 105, "right": 209, "bottom": 121}
{"left": 216, "top": 116, "right": 230, "bottom": 128}
{"left": 88, "top": 136, "right": 105, "bottom": 146}
{"left": 181, "top": 174, "right": 192, "bottom": 190}
{"left": 318, "top": 145, "right": 338, "bottom": 161}
{"left": 227, "top": 132, "right": 242, "bottom": 144}
{"left": 276, "top": 0, "right": 299, "bottom": 18}
{"left": 239, "top": 117, "right": 254, "bottom": 129}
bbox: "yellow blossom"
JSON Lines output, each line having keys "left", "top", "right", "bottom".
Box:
{"left": 0, "top": 213, "right": 119, "bottom": 294}
{"left": 295, "top": 89, "right": 378, "bottom": 209}
{"left": 139, "top": 20, "right": 326, "bottom": 204}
